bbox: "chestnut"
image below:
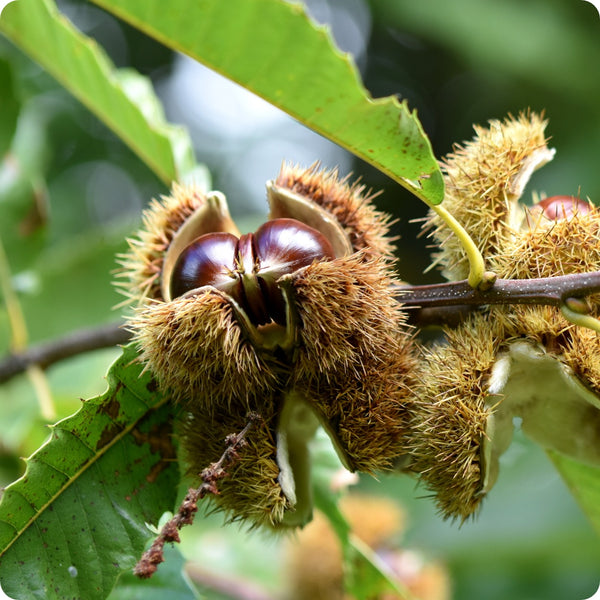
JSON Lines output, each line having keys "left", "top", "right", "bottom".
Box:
{"left": 253, "top": 218, "right": 336, "bottom": 324}
{"left": 170, "top": 218, "right": 335, "bottom": 326}
{"left": 170, "top": 232, "right": 240, "bottom": 301}
{"left": 535, "top": 195, "right": 590, "bottom": 221}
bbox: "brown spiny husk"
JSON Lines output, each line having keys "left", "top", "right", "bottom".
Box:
{"left": 117, "top": 184, "right": 208, "bottom": 304}
{"left": 179, "top": 404, "right": 291, "bottom": 528}
{"left": 120, "top": 167, "right": 416, "bottom": 529}
{"left": 129, "top": 290, "right": 282, "bottom": 411}
{"left": 412, "top": 112, "right": 600, "bottom": 521}
{"left": 496, "top": 199, "right": 600, "bottom": 280}
{"left": 561, "top": 326, "right": 600, "bottom": 395}
{"left": 276, "top": 163, "right": 395, "bottom": 257}
{"left": 412, "top": 190, "right": 600, "bottom": 519}
{"left": 425, "top": 112, "right": 550, "bottom": 280}
{"left": 290, "top": 253, "right": 410, "bottom": 376}
{"left": 494, "top": 200, "right": 600, "bottom": 378}
{"left": 302, "top": 361, "right": 411, "bottom": 473}
{"left": 288, "top": 254, "right": 415, "bottom": 470}
{"left": 408, "top": 315, "right": 504, "bottom": 520}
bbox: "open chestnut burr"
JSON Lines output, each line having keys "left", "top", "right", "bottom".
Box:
{"left": 170, "top": 218, "right": 336, "bottom": 327}
{"left": 119, "top": 164, "right": 416, "bottom": 529}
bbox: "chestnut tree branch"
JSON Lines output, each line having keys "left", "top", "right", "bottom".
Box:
{"left": 396, "top": 270, "right": 600, "bottom": 308}
{"left": 133, "top": 412, "right": 262, "bottom": 579}
{"left": 396, "top": 270, "right": 600, "bottom": 326}
{"left": 2, "top": 269, "right": 600, "bottom": 385}
{"left": 0, "top": 321, "right": 131, "bottom": 383}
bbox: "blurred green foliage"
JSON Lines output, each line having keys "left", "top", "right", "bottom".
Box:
{"left": 363, "top": 0, "right": 600, "bottom": 282}
{"left": 0, "top": 1, "right": 598, "bottom": 599}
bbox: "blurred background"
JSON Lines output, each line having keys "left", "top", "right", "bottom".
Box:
{"left": 0, "top": 0, "right": 599, "bottom": 598}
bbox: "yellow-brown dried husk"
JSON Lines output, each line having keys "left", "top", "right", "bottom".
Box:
{"left": 494, "top": 202, "right": 600, "bottom": 382}
{"left": 502, "top": 305, "right": 575, "bottom": 349}
{"left": 129, "top": 289, "right": 283, "bottom": 411}
{"left": 116, "top": 183, "right": 209, "bottom": 304}
{"left": 290, "top": 253, "right": 411, "bottom": 377}
{"left": 561, "top": 326, "right": 600, "bottom": 395}
{"left": 119, "top": 168, "right": 417, "bottom": 529}
{"left": 425, "top": 112, "right": 551, "bottom": 280}
{"left": 286, "top": 254, "right": 415, "bottom": 471}
{"left": 179, "top": 402, "right": 291, "bottom": 528}
{"left": 276, "top": 163, "right": 395, "bottom": 257}
{"left": 407, "top": 315, "right": 504, "bottom": 520}
{"left": 302, "top": 359, "right": 412, "bottom": 473}
{"left": 496, "top": 201, "right": 600, "bottom": 280}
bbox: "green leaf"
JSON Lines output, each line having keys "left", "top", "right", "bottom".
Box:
{"left": 89, "top": 0, "right": 444, "bottom": 205}
{"left": 548, "top": 451, "right": 600, "bottom": 536}
{"left": 0, "top": 56, "right": 19, "bottom": 156}
{"left": 0, "top": 0, "right": 209, "bottom": 188}
{"left": 0, "top": 344, "right": 179, "bottom": 600}
{"left": 108, "top": 544, "right": 199, "bottom": 600}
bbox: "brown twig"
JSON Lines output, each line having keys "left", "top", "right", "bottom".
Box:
{"left": 396, "top": 269, "right": 600, "bottom": 325}
{"left": 2, "top": 270, "right": 600, "bottom": 385}
{"left": 0, "top": 321, "right": 131, "bottom": 383}
{"left": 133, "top": 412, "right": 262, "bottom": 579}
{"left": 396, "top": 270, "right": 600, "bottom": 308}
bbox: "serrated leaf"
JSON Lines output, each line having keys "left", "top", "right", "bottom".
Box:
{"left": 0, "top": 0, "right": 209, "bottom": 188}
{"left": 89, "top": 0, "right": 444, "bottom": 205}
{"left": 0, "top": 344, "right": 179, "bottom": 600}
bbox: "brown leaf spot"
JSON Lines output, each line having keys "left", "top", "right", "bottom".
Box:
{"left": 99, "top": 395, "right": 121, "bottom": 420}
{"left": 96, "top": 423, "right": 122, "bottom": 450}
{"left": 131, "top": 421, "right": 176, "bottom": 483}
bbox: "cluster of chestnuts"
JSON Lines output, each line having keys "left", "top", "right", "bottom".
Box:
{"left": 119, "top": 112, "right": 600, "bottom": 528}
{"left": 120, "top": 163, "right": 415, "bottom": 528}
{"left": 409, "top": 112, "right": 600, "bottom": 519}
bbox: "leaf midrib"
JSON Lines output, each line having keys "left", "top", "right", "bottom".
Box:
{"left": 0, "top": 391, "right": 170, "bottom": 558}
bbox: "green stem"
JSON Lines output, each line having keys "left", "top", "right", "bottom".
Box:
{"left": 561, "top": 304, "right": 600, "bottom": 334}
{"left": 0, "top": 236, "right": 28, "bottom": 350}
{"left": 429, "top": 203, "right": 487, "bottom": 289}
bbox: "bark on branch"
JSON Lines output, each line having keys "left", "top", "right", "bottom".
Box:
{"left": 2, "top": 270, "right": 600, "bottom": 384}
{"left": 0, "top": 322, "right": 130, "bottom": 383}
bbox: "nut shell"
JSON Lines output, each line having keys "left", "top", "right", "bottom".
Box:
{"left": 534, "top": 195, "right": 591, "bottom": 221}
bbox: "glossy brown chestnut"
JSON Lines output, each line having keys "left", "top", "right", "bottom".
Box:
{"left": 170, "top": 232, "right": 240, "bottom": 301}
{"left": 170, "top": 218, "right": 335, "bottom": 326}
{"left": 535, "top": 195, "right": 591, "bottom": 221}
